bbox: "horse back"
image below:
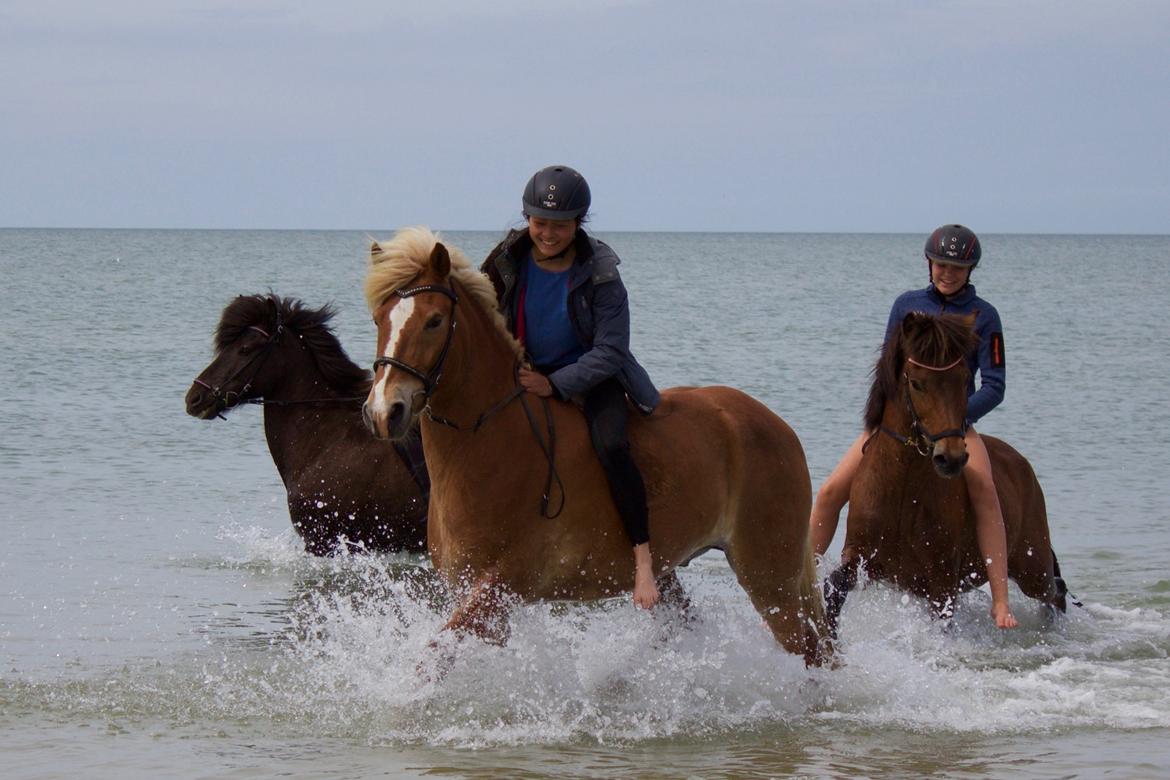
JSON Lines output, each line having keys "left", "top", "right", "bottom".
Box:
{"left": 630, "top": 386, "right": 808, "bottom": 498}
{"left": 628, "top": 385, "right": 811, "bottom": 550}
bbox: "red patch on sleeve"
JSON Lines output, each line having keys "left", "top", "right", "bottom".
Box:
{"left": 991, "top": 332, "right": 1005, "bottom": 367}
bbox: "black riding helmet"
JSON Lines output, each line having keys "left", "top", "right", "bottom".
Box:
{"left": 924, "top": 224, "right": 982, "bottom": 267}
{"left": 522, "top": 165, "right": 591, "bottom": 220}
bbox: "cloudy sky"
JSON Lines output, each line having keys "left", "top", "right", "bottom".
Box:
{"left": 2, "top": 0, "right": 1167, "bottom": 233}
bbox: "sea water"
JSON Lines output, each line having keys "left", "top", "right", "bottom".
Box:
{"left": 2, "top": 229, "right": 1168, "bottom": 778}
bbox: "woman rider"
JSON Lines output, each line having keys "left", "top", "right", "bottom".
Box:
{"left": 480, "top": 165, "right": 663, "bottom": 609}
{"left": 809, "top": 224, "right": 1019, "bottom": 629}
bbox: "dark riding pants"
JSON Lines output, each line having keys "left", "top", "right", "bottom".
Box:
{"left": 582, "top": 378, "right": 650, "bottom": 546}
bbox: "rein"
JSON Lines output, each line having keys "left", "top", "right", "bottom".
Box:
{"left": 372, "top": 282, "right": 565, "bottom": 520}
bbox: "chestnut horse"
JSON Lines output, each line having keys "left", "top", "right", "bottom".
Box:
{"left": 360, "top": 228, "right": 829, "bottom": 666}
{"left": 186, "top": 294, "right": 428, "bottom": 555}
{"left": 823, "top": 312, "right": 1069, "bottom": 636}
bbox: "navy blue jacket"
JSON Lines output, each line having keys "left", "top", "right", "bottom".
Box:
{"left": 480, "top": 229, "right": 661, "bottom": 414}
{"left": 885, "top": 284, "right": 1005, "bottom": 424}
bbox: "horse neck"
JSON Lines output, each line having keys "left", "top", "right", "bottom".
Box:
{"left": 424, "top": 290, "right": 520, "bottom": 434}
{"left": 260, "top": 339, "right": 361, "bottom": 479}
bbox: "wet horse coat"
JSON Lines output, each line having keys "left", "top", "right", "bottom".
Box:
{"left": 361, "top": 228, "right": 829, "bottom": 665}
{"left": 825, "top": 312, "right": 1068, "bottom": 634}
{"left": 186, "top": 294, "right": 428, "bottom": 555}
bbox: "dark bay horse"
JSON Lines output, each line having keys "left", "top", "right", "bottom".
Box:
{"left": 360, "top": 228, "right": 829, "bottom": 666}
{"left": 824, "top": 312, "right": 1069, "bottom": 635}
{"left": 186, "top": 294, "right": 428, "bottom": 555}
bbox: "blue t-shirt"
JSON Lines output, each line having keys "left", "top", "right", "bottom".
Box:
{"left": 523, "top": 256, "right": 585, "bottom": 369}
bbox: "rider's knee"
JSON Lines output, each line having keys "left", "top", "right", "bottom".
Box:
{"left": 816, "top": 473, "right": 849, "bottom": 509}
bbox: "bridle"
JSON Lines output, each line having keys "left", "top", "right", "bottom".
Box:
{"left": 372, "top": 283, "right": 459, "bottom": 405}
{"left": 370, "top": 280, "right": 564, "bottom": 519}
{"left": 192, "top": 312, "right": 284, "bottom": 415}
{"left": 877, "top": 354, "right": 969, "bottom": 456}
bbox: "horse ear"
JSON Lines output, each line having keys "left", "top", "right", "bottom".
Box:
{"left": 959, "top": 312, "right": 978, "bottom": 332}
{"left": 370, "top": 241, "right": 383, "bottom": 258}
{"left": 901, "top": 311, "right": 927, "bottom": 337}
{"left": 430, "top": 242, "right": 451, "bottom": 278}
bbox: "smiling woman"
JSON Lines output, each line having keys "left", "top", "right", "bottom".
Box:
{"left": 474, "top": 165, "right": 671, "bottom": 610}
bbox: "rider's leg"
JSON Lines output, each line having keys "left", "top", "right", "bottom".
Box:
{"left": 809, "top": 431, "right": 868, "bottom": 558}
{"left": 964, "top": 426, "right": 1018, "bottom": 629}
{"left": 583, "top": 379, "right": 658, "bottom": 609}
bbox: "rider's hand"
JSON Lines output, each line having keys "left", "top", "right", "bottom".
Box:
{"left": 519, "top": 368, "right": 554, "bottom": 397}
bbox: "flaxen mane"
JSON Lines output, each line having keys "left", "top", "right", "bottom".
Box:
{"left": 215, "top": 294, "right": 371, "bottom": 396}
{"left": 863, "top": 312, "right": 980, "bottom": 431}
{"left": 365, "top": 226, "right": 522, "bottom": 359}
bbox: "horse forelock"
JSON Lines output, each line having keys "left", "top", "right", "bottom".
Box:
{"left": 904, "top": 314, "right": 979, "bottom": 369}
{"left": 214, "top": 294, "right": 275, "bottom": 351}
{"left": 214, "top": 294, "right": 370, "bottom": 395}
{"left": 365, "top": 226, "right": 522, "bottom": 359}
{"left": 863, "top": 313, "right": 978, "bottom": 430}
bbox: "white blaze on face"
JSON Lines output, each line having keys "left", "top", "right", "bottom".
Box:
{"left": 371, "top": 296, "right": 415, "bottom": 408}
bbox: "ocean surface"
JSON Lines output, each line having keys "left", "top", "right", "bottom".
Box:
{"left": 2, "top": 228, "right": 1168, "bottom": 779}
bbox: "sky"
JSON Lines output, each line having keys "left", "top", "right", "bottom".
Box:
{"left": 2, "top": 0, "right": 1168, "bottom": 233}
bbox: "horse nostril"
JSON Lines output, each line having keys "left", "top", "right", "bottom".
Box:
{"left": 932, "top": 449, "right": 969, "bottom": 478}
{"left": 388, "top": 400, "right": 406, "bottom": 429}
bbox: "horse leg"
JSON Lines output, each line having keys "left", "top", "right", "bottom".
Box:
{"left": 932, "top": 594, "right": 957, "bottom": 626}
{"left": 1008, "top": 543, "right": 1074, "bottom": 622}
{"left": 725, "top": 536, "right": 830, "bottom": 667}
{"left": 418, "top": 572, "right": 512, "bottom": 682}
{"left": 649, "top": 569, "right": 696, "bottom": 645}
{"left": 443, "top": 571, "right": 512, "bottom": 646}
{"left": 658, "top": 569, "right": 693, "bottom": 620}
{"left": 823, "top": 557, "right": 859, "bottom": 640}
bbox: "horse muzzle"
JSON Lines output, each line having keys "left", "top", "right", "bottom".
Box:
{"left": 931, "top": 442, "right": 969, "bottom": 478}
{"left": 185, "top": 381, "right": 222, "bottom": 420}
{"left": 363, "top": 395, "right": 414, "bottom": 440}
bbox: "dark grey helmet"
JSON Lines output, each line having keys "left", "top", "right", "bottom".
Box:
{"left": 924, "top": 224, "right": 982, "bottom": 267}
{"left": 522, "top": 165, "right": 591, "bottom": 220}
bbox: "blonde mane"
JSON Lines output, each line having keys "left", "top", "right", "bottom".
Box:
{"left": 365, "top": 226, "right": 522, "bottom": 359}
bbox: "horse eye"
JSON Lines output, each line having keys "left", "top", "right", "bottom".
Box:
{"left": 909, "top": 378, "right": 926, "bottom": 392}
{"left": 425, "top": 314, "right": 443, "bottom": 330}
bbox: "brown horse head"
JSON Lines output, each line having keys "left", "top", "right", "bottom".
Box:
{"left": 865, "top": 311, "right": 979, "bottom": 477}
{"left": 362, "top": 227, "right": 521, "bottom": 440}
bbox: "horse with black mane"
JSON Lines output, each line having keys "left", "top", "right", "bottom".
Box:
{"left": 823, "top": 311, "right": 1070, "bottom": 635}
{"left": 360, "top": 227, "right": 830, "bottom": 666}
{"left": 185, "top": 294, "right": 428, "bottom": 555}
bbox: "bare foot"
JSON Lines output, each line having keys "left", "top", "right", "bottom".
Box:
{"left": 991, "top": 601, "right": 1018, "bottom": 629}
{"left": 632, "top": 543, "right": 660, "bottom": 609}
{"left": 633, "top": 571, "right": 660, "bottom": 609}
